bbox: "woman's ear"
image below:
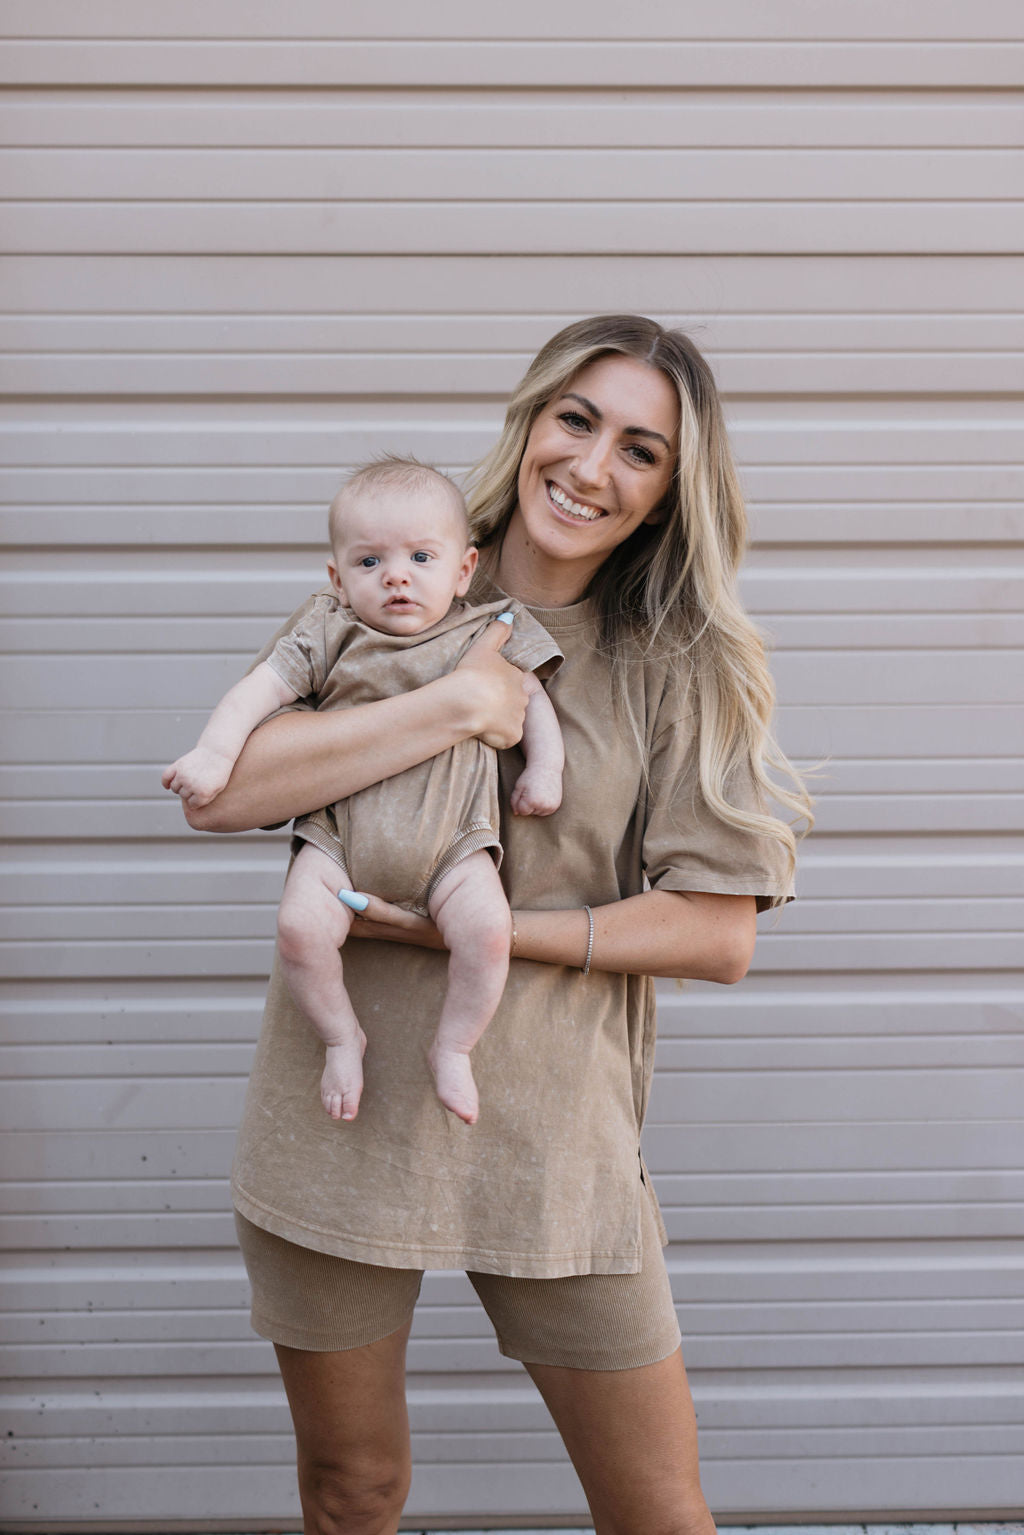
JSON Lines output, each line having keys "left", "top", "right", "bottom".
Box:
{"left": 643, "top": 499, "right": 670, "bottom": 526}
{"left": 455, "top": 543, "right": 479, "bottom": 596}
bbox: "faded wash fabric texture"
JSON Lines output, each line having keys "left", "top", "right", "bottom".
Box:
{"left": 265, "top": 592, "right": 560, "bottom": 913}
{"left": 232, "top": 576, "right": 792, "bottom": 1277}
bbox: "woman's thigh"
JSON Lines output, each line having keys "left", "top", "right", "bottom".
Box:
{"left": 468, "top": 1189, "right": 681, "bottom": 1371}
{"left": 235, "top": 1215, "right": 421, "bottom": 1528}
{"left": 525, "top": 1347, "right": 715, "bottom": 1535}
{"left": 235, "top": 1211, "right": 423, "bottom": 1351}
{"left": 468, "top": 1194, "right": 711, "bottom": 1533}
{"left": 274, "top": 1326, "right": 414, "bottom": 1476}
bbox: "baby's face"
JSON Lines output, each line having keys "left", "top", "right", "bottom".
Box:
{"left": 327, "top": 487, "right": 477, "bottom": 636}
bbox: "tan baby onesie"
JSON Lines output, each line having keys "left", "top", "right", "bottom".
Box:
{"left": 265, "top": 593, "right": 562, "bottom": 913}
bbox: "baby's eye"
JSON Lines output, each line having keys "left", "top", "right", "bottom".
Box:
{"left": 411, "top": 551, "right": 432, "bottom": 564}
{"left": 359, "top": 556, "right": 379, "bottom": 568}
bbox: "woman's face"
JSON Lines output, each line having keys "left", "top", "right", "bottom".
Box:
{"left": 506, "top": 352, "right": 680, "bottom": 603}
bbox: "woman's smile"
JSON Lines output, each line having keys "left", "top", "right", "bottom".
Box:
{"left": 546, "top": 481, "right": 604, "bottom": 523}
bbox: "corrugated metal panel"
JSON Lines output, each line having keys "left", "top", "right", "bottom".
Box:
{"left": 2, "top": 0, "right": 1022, "bottom": 1525}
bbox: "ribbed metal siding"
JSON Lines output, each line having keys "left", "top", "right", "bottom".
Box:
{"left": 1, "top": 1, "right": 1022, "bottom": 1524}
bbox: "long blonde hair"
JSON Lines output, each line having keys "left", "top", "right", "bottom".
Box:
{"left": 466, "top": 314, "right": 812, "bottom": 889}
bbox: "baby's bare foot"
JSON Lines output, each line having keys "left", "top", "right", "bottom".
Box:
{"left": 321, "top": 1029, "right": 367, "bottom": 1122}
{"left": 428, "top": 1043, "right": 479, "bottom": 1125}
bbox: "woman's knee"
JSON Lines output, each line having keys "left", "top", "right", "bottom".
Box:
{"left": 297, "top": 1451, "right": 411, "bottom": 1535}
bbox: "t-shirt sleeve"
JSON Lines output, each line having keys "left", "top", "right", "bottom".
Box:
{"left": 259, "top": 590, "right": 341, "bottom": 699}
{"left": 495, "top": 602, "right": 563, "bottom": 680}
{"left": 643, "top": 698, "right": 794, "bottom": 914}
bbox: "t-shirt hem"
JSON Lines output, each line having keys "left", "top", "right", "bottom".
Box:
{"left": 231, "top": 1185, "right": 643, "bottom": 1278}
{"left": 653, "top": 871, "right": 794, "bottom": 913}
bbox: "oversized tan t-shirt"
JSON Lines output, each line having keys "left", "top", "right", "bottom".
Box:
{"left": 231, "top": 580, "right": 793, "bottom": 1277}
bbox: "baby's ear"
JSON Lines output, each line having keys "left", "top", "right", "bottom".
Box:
{"left": 455, "top": 543, "right": 479, "bottom": 596}
{"left": 326, "top": 559, "right": 347, "bottom": 601}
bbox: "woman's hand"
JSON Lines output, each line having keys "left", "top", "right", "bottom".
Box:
{"left": 341, "top": 891, "right": 447, "bottom": 951}
{"left": 455, "top": 619, "right": 531, "bottom": 749}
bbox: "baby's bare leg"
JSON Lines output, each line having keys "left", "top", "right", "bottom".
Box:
{"left": 426, "top": 851, "right": 511, "bottom": 1125}
{"left": 276, "top": 844, "right": 366, "bottom": 1122}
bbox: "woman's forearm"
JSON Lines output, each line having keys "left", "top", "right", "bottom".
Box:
{"left": 186, "top": 672, "right": 483, "bottom": 833}
{"left": 512, "top": 889, "right": 758, "bottom": 985}
{"left": 185, "top": 617, "right": 528, "bottom": 834}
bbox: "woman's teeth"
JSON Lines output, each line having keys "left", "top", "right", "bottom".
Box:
{"left": 548, "top": 483, "right": 601, "bottom": 522}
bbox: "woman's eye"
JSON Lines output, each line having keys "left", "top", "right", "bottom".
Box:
{"left": 627, "top": 443, "right": 657, "bottom": 466}
{"left": 359, "top": 556, "right": 379, "bottom": 568}
{"left": 559, "top": 410, "right": 590, "bottom": 432}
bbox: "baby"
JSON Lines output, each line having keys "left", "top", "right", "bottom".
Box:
{"left": 163, "top": 458, "right": 564, "bottom": 1126}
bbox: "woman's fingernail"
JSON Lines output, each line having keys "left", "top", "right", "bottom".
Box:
{"left": 337, "top": 889, "right": 370, "bottom": 912}
{"left": 495, "top": 611, "right": 515, "bottom": 625}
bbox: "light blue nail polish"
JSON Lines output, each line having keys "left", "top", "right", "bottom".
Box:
{"left": 337, "top": 889, "right": 369, "bottom": 912}
{"left": 496, "top": 611, "right": 515, "bottom": 625}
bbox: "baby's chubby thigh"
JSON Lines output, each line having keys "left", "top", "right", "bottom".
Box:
{"left": 427, "top": 851, "right": 512, "bottom": 968}
{"left": 276, "top": 842, "right": 356, "bottom": 965}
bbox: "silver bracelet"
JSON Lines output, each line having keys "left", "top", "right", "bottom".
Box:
{"left": 582, "top": 905, "right": 594, "bottom": 977}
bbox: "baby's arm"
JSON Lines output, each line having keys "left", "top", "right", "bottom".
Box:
{"left": 162, "top": 662, "right": 299, "bottom": 809}
{"left": 509, "top": 675, "right": 565, "bottom": 817}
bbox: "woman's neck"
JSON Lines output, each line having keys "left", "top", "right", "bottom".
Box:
{"left": 487, "top": 516, "right": 594, "bottom": 609}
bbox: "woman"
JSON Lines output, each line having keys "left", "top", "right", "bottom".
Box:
{"left": 189, "top": 316, "right": 810, "bottom": 1535}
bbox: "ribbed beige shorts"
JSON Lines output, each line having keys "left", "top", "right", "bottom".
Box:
{"left": 235, "top": 1191, "right": 681, "bottom": 1372}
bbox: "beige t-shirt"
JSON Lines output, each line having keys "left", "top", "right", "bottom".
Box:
{"left": 231, "top": 581, "right": 793, "bottom": 1277}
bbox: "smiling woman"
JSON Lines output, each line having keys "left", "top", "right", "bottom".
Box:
{"left": 215, "top": 314, "right": 812, "bottom": 1535}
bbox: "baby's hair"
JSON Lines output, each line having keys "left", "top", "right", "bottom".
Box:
{"left": 329, "top": 455, "right": 469, "bottom": 549}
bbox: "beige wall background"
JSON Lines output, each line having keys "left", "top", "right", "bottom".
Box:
{"left": 1, "top": 1, "right": 1022, "bottom": 1525}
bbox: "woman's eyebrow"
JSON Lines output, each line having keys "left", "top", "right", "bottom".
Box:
{"left": 561, "top": 393, "right": 672, "bottom": 451}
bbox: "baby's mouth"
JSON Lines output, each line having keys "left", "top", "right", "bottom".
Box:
{"left": 547, "top": 481, "right": 603, "bottom": 522}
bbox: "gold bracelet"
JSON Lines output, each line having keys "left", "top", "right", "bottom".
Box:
{"left": 582, "top": 904, "right": 594, "bottom": 976}
{"left": 510, "top": 914, "right": 518, "bottom": 959}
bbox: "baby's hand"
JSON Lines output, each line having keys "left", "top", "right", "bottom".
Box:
{"left": 161, "top": 746, "right": 234, "bottom": 808}
{"left": 511, "top": 767, "right": 563, "bottom": 818}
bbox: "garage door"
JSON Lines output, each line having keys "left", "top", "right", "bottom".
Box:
{"left": 2, "top": 2, "right": 1022, "bottom": 1523}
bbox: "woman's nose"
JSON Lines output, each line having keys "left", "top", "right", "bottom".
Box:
{"left": 572, "top": 434, "right": 613, "bottom": 490}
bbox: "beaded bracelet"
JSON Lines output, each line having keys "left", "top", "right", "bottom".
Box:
{"left": 582, "top": 904, "right": 594, "bottom": 976}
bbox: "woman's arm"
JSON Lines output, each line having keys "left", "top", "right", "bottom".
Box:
{"left": 184, "top": 621, "right": 529, "bottom": 834}
{"left": 348, "top": 887, "right": 757, "bottom": 986}
{"left": 513, "top": 889, "right": 757, "bottom": 984}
